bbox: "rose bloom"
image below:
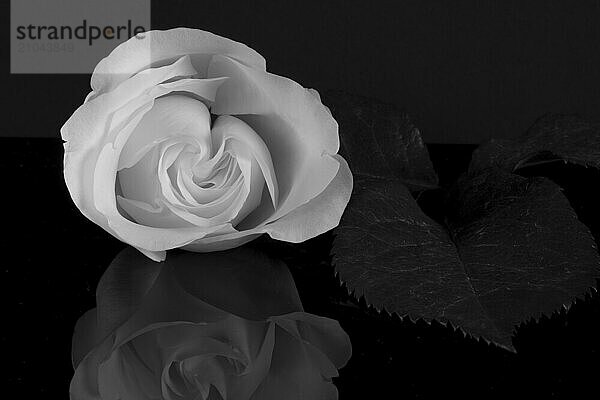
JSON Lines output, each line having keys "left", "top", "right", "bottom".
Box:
{"left": 70, "top": 247, "right": 352, "bottom": 400}
{"left": 62, "top": 28, "right": 353, "bottom": 261}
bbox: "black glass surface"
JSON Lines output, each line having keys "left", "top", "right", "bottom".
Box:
{"left": 4, "top": 138, "right": 598, "bottom": 398}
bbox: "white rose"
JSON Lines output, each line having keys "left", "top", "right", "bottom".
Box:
{"left": 70, "top": 247, "right": 352, "bottom": 400}
{"left": 62, "top": 28, "right": 353, "bottom": 261}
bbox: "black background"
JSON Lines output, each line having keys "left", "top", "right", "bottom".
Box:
{"left": 3, "top": 1, "right": 600, "bottom": 399}
{"left": 3, "top": 0, "right": 600, "bottom": 142}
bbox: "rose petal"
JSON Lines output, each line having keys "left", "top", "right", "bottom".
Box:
{"left": 159, "top": 335, "right": 237, "bottom": 400}
{"left": 63, "top": 59, "right": 188, "bottom": 227}
{"left": 63, "top": 55, "right": 196, "bottom": 150}
{"left": 117, "top": 197, "right": 193, "bottom": 229}
{"left": 111, "top": 76, "right": 227, "bottom": 158}
{"left": 158, "top": 141, "right": 197, "bottom": 208}
{"left": 112, "top": 77, "right": 228, "bottom": 167}
{"left": 118, "top": 146, "right": 162, "bottom": 207}
{"left": 94, "top": 143, "right": 233, "bottom": 252}
{"left": 261, "top": 154, "right": 352, "bottom": 243}
{"left": 63, "top": 57, "right": 206, "bottom": 259}
{"left": 97, "top": 339, "right": 162, "bottom": 400}
{"left": 136, "top": 247, "right": 166, "bottom": 262}
{"left": 271, "top": 312, "right": 352, "bottom": 369}
{"left": 308, "top": 88, "right": 332, "bottom": 116}
{"left": 182, "top": 154, "right": 352, "bottom": 250}
{"left": 97, "top": 247, "right": 304, "bottom": 351}
{"left": 155, "top": 318, "right": 269, "bottom": 399}
{"left": 269, "top": 316, "right": 342, "bottom": 379}
{"left": 70, "top": 337, "right": 113, "bottom": 400}
{"left": 71, "top": 309, "right": 101, "bottom": 369}
{"left": 118, "top": 94, "right": 213, "bottom": 172}
{"left": 212, "top": 115, "right": 279, "bottom": 208}
{"left": 232, "top": 322, "right": 276, "bottom": 398}
{"left": 107, "top": 268, "right": 229, "bottom": 352}
{"left": 160, "top": 164, "right": 248, "bottom": 228}
{"left": 176, "top": 155, "right": 235, "bottom": 205}
{"left": 118, "top": 102, "right": 270, "bottom": 232}
{"left": 91, "top": 28, "right": 266, "bottom": 95}
{"left": 207, "top": 55, "right": 340, "bottom": 223}
{"left": 63, "top": 59, "right": 227, "bottom": 253}
{"left": 249, "top": 325, "right": 339, "bottom": 400}
{"left": 230, "top": 156, "right": 265, "bottom": 225}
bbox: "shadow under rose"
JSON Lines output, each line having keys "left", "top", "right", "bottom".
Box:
{"left": 69, "top": 247, "right": 351, "bottom": 400}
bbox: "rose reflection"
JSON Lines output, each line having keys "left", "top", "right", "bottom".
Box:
{"left": 70, "top": 247, "right": 351, "bottom": 400}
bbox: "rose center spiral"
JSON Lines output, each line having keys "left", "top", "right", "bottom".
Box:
{"left": 115, "top": 95, "right": 278, "bottom": 231}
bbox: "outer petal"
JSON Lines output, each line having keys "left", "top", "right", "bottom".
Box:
{"left": 91, "top": 28, "right": 267, "bottom": 95}
{"left": 63, "top": 55, "right": 197, "bottom": 149}
{"left": 249, "top": 325, "right": 339, "bottom": 400}
{"left": 70, "top": 335, "right": 114, "bottom": 400}
{"left": 182, "top": 154, "right": 353, "bottom": 251}
{"left": 62, "top": 56, "right": 196, "bottom": 229}
{"left": 71, "top": 247, "right": 164, "bottom": 376}
{"left": 71, "top": 309, "right": 101, "bottom": 369}
{"left": 64, "top": 71, "right": 230, "bottom": 255}
{"left": 271, "top": 312, "right": 352, "bottom": 369}
{"left": 262, "top": 155, "right": 353, "bottom": 243}
{"left": 62, "top": 56, "right": 204, "bottom": 260}
{"left": 182, "top": 232, "right": 263, "bottom": 253}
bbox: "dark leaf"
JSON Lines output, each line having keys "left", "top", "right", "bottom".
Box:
{"left": 470, "top": 114, "right": 600, "bottom": 174}
{"left": 335, "top": 168, "right": 599, "bottom": 349}
{"left": 445, "top": 169, "right": 600, "bottom": 347}
{"left": 334, "top": 173, "right": 501, "bottom": 344}
{"left": 322, "top": 90, "right": 438, "bottom": 191}
{"left": 332, "top": 101, "right": 600, "bottom": 349}
{"left": 516, "top": 161, "right": 600, "bottom": 248}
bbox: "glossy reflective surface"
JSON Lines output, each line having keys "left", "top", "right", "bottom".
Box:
{"left": 4, "top": 139, "right": 599, "bottom": 398}
{"left": 70, "top": 247, "right": 350, "bottom": 399}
